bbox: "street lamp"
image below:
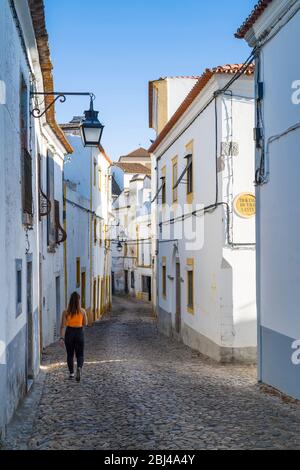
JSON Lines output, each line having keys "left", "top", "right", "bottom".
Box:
{"left": 30, "top": 91, "right": 104, "bottom": 147}
{"left": 80, "top": 97, "right": 104, "bottom": 147}
{"left": 117, "top": 240, "right": 123, "bottom": 252}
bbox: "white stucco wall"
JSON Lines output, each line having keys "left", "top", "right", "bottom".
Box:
{"left": 242, "top": 1, "right": 300, "bottom": 396}
{"left": 167, "top": 77, "right": 198, "bottom": 120}
{"left": 0, "top": 0, "right": 68, "bottom": 433}
{"left": 64, "top": 135, "right": 112, "bottom": 319}
{"left": 112, "top": 174, "right": 152, "bottom": 299}
{"left": 154, "top": 73, "right": 256, "bottom": 359}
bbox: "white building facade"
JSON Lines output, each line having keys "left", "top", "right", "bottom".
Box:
{"left": 236, "top": 0, "right": 300, "bottom": 397}
{"left": 0, "top": 0, "right": 71, "bottom": 436}
{"left": 149, "top": 65, "right": 257, "bottom": 362}
{"left": 62, "top": 121, "right": 112, "bottom": 323}
{"left": 112, "top": 162, "right": 152, "bottom": 301}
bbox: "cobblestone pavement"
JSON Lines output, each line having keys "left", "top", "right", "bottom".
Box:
{"left": 4, "top": 296, "right": 300, "bottom": 450}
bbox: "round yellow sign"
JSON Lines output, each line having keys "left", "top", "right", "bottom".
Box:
{"left": 233, "top": 193, "right": 256, "bottom": 219}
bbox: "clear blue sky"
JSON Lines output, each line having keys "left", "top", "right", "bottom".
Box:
{"left": 44, "top": 0, "right": 256, "bottom": 161}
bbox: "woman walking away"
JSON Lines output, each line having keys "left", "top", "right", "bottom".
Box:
{"left": 60, "top": 292, "right": 88, "bottom": 382}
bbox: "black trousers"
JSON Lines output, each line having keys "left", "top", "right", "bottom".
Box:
{"left": 65, "top": 327, "right": 84, "bottom": 374}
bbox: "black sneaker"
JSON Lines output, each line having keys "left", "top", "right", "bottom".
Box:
{"left": 76, "top": 367, "right": 82, "bottom": 382}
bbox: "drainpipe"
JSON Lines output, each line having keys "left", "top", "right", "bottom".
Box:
{"left": 255, "top": 49, "right": 263, "bottom": 383}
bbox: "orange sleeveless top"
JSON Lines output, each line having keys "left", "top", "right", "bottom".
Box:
{"left": 66, "top": 310, "right": 84, "bottom": 328}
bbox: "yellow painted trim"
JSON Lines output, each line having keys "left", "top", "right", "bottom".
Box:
{"left": 186, "top": 139, "right": 194, "bottom": 149}
{"left": 154, "top": 79, "right": 168, "bottom": 134}
{"left": 186, "top": 258, "right": 195, "bottom": 315}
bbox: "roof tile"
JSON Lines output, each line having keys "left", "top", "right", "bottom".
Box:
{"left": 114, "top": 163, "right": 151, "bottom": 175}
{"left": 235, "top": 0, "right": 273, "bottom": 39}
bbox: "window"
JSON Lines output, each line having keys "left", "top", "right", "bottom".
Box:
{"left": 161, "top": 177, "right": 166, "bottom": 205}
{"left": 161, "top": 166, "right": 166, "bottom": 205}
{"left": 186, "top": 155, "right": 193, "bottom": 194}
{"left": 47, "top": 151, "right": 56, "bottom": 246}
{"left": 162, "top": 257, "right": 167, "bottom": 298}
{"left": 20, "top": 75, "right": 28, "bottom": 151}
{"left": 20, "top": 75, "right": 32, "bottom": 217}
{"left": 94, "top": 219, "right": 97, "bottom": 244}
{"left": 187, "top": 259, "right": 194, "bottom": 313}
{"left": 186, "top": 141, "right": 194, "bottom": 201}
{"left": 76, "top": 258, "right": 80, "bottom": 288}
{"left": 16, "top": 259, "right": 22, "bottom": 317}
{"left": 142, "top": 276, "right": 150, "bottom": 293}
{"left": 172, "top": 157, "right": 178, "bottom": 203}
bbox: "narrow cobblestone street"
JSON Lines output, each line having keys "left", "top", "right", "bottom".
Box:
{"left": 4, "top": 296, "right": 300, "bottom": 450}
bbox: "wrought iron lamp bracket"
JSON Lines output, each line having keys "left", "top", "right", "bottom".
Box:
{"left": 30, "top": 91, "right": 95, "bottom": 118}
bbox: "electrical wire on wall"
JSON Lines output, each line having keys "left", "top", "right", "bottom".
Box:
{"left": 156, "top": 54, "right": 256, "bottom": 248}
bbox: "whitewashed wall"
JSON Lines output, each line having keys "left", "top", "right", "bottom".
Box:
{"left": 0, "top": 0, "right": 67, "bottom": 435}
{"left": 64, "top": 135, "right": 112, "bottom": 319}
{"left": 243, "top": 1, "right": 300, "bottom": 398}
{"left": 154, "top": 74, "right": 256, "bottom": 362}
{"left": 112, "top": 174, "right": 152, "bottom": 299}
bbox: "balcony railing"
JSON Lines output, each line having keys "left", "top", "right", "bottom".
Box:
{"left": 54, "top": 200, "right": 67, "bottom": 244}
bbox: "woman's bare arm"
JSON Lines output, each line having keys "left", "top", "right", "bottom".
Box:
{"left": 82, "top": 309, "right": 88, "bottom": 327}
{"left": 60, "top": 310, "right": 67, "bottom": 339}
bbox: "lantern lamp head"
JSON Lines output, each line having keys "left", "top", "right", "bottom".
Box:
{"left": 80, "top": 97, "right": 104, "bottom": 147}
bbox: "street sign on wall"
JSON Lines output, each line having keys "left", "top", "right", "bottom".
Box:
{"left": 233, "top": 193, "right": 256, "bottom": 219}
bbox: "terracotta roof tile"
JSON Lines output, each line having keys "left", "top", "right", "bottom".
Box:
{"left": 28, "top": 0, "right": 73, "bottom": 154}
{"left": 235, "top": 0, "right": 273, "bottom": 39}
{"left": 120, "top": 147, "right": 150, "bottom": 159}
{"left": 148, "top": 64, "right": 254, "bottom": 153}
{"left": 114, "top": 163, "right": 151, "bottom": 175}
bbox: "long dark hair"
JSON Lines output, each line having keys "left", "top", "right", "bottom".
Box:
{"left": 67, "top": 292, "right": 80, "bottom": 317}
